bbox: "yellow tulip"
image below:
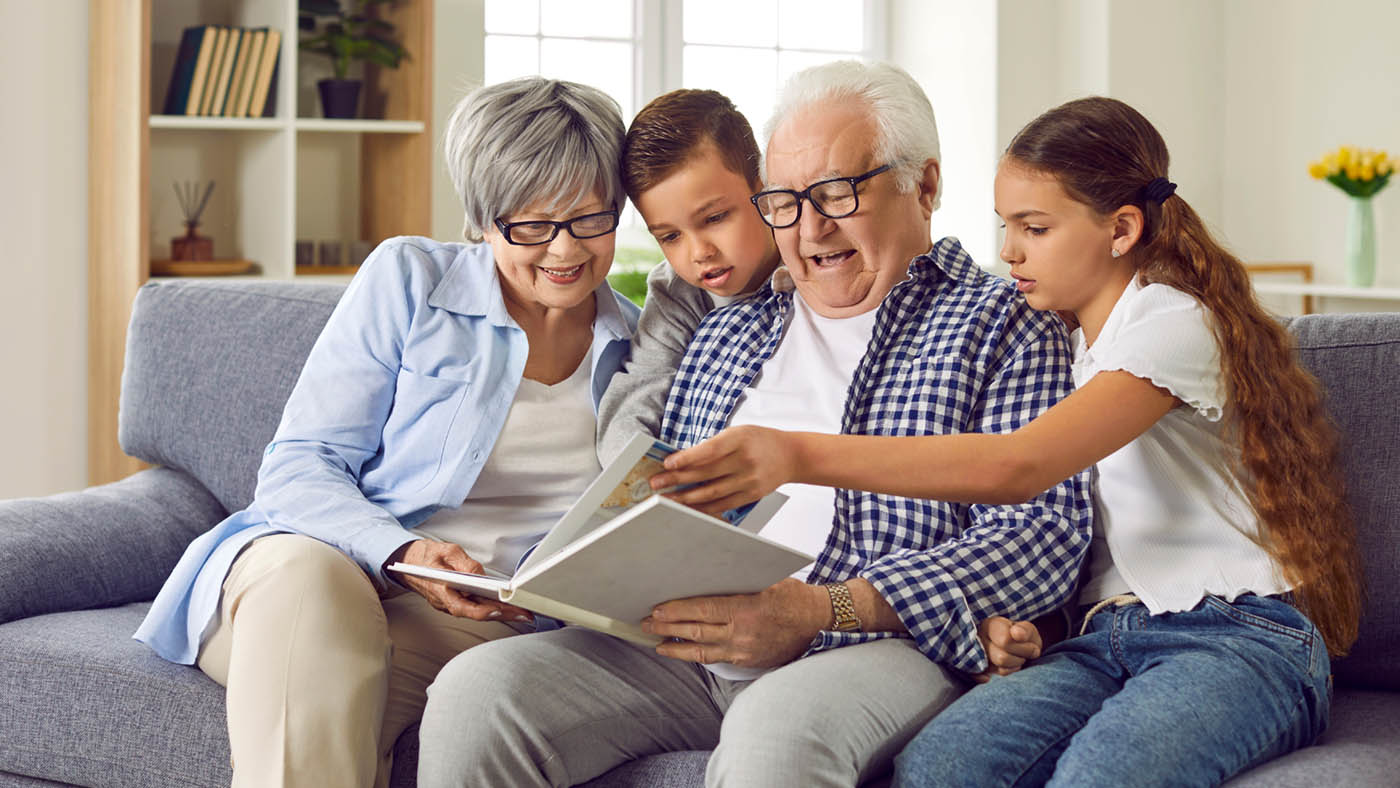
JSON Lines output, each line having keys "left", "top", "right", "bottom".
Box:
{"left": 1323, "top": 153, "right": 1340, "bottom": 175}
{"left": 1381, "top": 159, "right": 1394, "bottom": 177}
{"left": 1361, "top": 164, "right": 1376, "bottom": 181}
{"left": 1308, "top": 161, "right": 1329, "bottom": 179}
{"left": 1337, "top": 146, "right": 1354, "bottom": 167}
{"left": 1346, "top": 163, "right": 1361, "bottom": 180}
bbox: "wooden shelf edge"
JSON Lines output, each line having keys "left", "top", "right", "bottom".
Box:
{"left": 296, "top": 264, "right": 363, "bottom": 275}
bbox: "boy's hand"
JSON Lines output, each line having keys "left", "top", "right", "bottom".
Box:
{"left": 973, "top": 616, "right": 1043, "bottom": 683}
{"left": 649, "top": 425, "right": 798, "bottom": 516}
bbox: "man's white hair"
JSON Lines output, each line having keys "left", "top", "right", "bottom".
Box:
{"left": 764, "top": 60, "right": 941, "bottom": 209}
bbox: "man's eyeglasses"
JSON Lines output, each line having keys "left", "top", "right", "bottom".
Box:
{"left": 493, "top": 205, "right": 620, "bottom": 246}
{"left": 750, "top": 164, "right": 893, "bottom": 229}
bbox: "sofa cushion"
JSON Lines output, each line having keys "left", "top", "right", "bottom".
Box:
{"left": 0, "top": 467, "right": 225, "bottom": 626}
{"left": 1289, "top": 314, "right": 1400, "bottom": 691}
{"left": 119, "top": 281, "right": 345, "bottom": 514}
{"left": 0, "top": 604, "right": 231, "bottom": 787}
{"left": 1223, "top": 688, "right": 1400, "bottom": 786}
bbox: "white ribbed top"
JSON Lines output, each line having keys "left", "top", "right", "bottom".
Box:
{"left": 418, "top": 351, "right": 601, "bottom": 576}
{"left": 1073, "top": 278, "right": 1289, "bottom": 612}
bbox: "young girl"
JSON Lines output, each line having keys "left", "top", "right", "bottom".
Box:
{"left": 651, "top": 96, "right": 1362, "bottom": 786}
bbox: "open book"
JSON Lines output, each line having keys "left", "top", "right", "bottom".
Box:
{"left": 390, "top": 434, "right": 810, "bottom": 646}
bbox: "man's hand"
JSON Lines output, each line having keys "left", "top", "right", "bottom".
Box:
{"left": 972, "top": 616, "right": 1042, "bottom": 683}
{"left": 642, "top": 578, "right": 827, "bottom": 669}
{"left": 649, "top": 425, "right": 799, "bottom": 516}
{"left": 386, "top": 540, "right": 533, "bottom": 623}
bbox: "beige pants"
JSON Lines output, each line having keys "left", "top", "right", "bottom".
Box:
{"left": 196, "top": 533, "right": 519, "bottom": 788}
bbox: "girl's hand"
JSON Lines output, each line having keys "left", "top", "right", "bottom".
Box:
{"left": 387, "top": 540, "right": 533, "bottom": 624}
{"left": 973, "top": 616, "right": 1043, "bottom": 683}
{"left": 649, "top": 425, "right": 799, "bottom": 516}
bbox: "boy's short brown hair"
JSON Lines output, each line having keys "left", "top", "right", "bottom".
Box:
{"left": 621, "top": 89, "right": 762, "bottom": 203}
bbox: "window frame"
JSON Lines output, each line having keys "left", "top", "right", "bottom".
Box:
{"left": 485, "top": 0, "right": 889, "bottom": 122}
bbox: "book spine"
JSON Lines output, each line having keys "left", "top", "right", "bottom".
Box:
{"left": 197, "top": 27, "right": 229, "bottom": 116}
{"left": 161, "top": 26, "right": 202, "bottom": 116}
{"left": 208, "top": 28, "right": 241, "bottom": 117}
{"left": 501, "top": 587, "right": 662, "bottom": 648}
{"left": 183, "top": 26, "right": 217, "bottom": 116}
{"left": 249, "top": 29, "right": 281, "bottom": 119}
{"left": 233, "top": 29, "right": 266, "bottom": 118}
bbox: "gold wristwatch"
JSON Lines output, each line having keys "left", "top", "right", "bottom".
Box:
{"left": 825, "top": 581, "right": 862, "bottom": 632}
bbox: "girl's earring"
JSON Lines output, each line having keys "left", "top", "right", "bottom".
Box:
{"left": 1111, "top": 248, "right": 1122, "bottom": 258}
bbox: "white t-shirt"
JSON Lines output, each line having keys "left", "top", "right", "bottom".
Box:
{"left": 417, "top": 351, "right": 601, "bottom": 576}
{"left": 1074, "top": 278, "right": 1289, "bottom": 611}
{"left": 708, "top": 290, "right": 879, "bottom": 680}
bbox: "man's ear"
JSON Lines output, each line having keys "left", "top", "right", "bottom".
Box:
{"left": 1111, "top": 205, "right": 1145, "bottom": 256}
{"left": 917, "top": 159, "right": 940, "bottom": 218}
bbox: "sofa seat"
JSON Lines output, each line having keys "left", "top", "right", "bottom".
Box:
{"left": 4, "top": 603, "right": 1398, "bottom": 788}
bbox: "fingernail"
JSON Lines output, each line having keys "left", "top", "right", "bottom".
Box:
{"left": 488, "top": 610, "right": 501, "bottom": 619}
{"left": 513, "top": 614, "right": 530, "bottom": 622}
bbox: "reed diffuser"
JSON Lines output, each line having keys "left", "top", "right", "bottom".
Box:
{"left": 171, "top": 180, "right": 215, "bottom": 261}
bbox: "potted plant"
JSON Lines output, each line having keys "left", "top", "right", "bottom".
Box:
{"left": 298, "top": 0, "right": 407, "bottom": 119}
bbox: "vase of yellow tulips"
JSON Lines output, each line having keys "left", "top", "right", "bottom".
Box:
{"left": 1309, "top": 146, "right": 1393, "bottom": 287}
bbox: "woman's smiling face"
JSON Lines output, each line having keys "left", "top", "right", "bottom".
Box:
{"left": 486, "top": 190, "right": 617, "bottom": 313}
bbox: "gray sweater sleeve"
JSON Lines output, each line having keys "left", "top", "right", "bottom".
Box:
{"left": 596, "top": 261, "right": 714, "bottom": 465}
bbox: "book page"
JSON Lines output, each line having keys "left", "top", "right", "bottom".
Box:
{"left": 509, "top": 495, "right": 810, "bottom": 627}
{"left": 386, "top": 563, "right": 509, "bottom": 597}
{"left": 517, "top": 433, "right": 676, "bottom": 573}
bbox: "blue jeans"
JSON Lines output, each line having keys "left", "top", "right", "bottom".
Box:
{"left": 892, "top": 594, "right": 1331, "bottom": 788}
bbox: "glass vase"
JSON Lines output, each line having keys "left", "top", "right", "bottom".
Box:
{"left": 1345, "top": 195, "right": 1376, "bottom": 287}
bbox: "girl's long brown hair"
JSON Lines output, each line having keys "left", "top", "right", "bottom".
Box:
{"left": 1007, "top": 96, "right": 1361, "bottom": 655}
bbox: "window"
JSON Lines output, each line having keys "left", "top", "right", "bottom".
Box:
{"left": 484, "top": 0, "right": 886, "bottom": 146}
{"left": 484, "top": 0, "right": 888, "bottom": 270}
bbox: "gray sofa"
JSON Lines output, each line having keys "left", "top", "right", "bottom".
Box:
{"left": 0, "top": 279, "right": 1396, "bottom": 787}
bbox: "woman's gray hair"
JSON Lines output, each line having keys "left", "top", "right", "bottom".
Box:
{"left": 764, "top": 60, "right": 942, "bottom": 209}
{"left": 445, "top": 77, "right": 626, "bottom": 241}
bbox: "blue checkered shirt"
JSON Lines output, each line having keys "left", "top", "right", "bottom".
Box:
{"left": 659, "top": 237, "right": 1093, "bottom": 673}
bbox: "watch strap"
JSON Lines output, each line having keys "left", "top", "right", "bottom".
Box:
{"left": 825, "top": 581, "right": 862, "bottom": 632}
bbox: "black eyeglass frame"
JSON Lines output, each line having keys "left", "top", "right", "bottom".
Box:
{"left": 749, "top": 164, "right": 894, "bottom": 229}
{"left": 493, "top": 204, "right": 620, "bottom": 246}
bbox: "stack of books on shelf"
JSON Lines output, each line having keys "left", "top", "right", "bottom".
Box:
{"left": 162, "top": 25, "right": 282, "bottom": 118}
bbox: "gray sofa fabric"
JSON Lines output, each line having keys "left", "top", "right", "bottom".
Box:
{"left": 1287, "top": 313, "right": 1400, "bottom": 691}
{"left": 118, "top": 282, "right": 345, "bottom": 515}
{"left": 0, "top": 280, "right": 1396, "bottom": 787}
{"left": 0, "top": 467, "right": 223, "bottom": 626}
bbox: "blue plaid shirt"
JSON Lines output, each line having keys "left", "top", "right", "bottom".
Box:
{"left": 659, "top": 237, "right": 1092, "bottom": 673}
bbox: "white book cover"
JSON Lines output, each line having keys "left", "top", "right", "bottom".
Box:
{"left": 390, "top": 434, "right": 804, "bottom": 645}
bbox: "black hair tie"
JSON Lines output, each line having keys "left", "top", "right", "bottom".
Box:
{"left": 1142, "top": 177, "right": 1177, "bottom": 204}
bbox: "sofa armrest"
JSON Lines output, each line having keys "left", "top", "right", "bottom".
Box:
{"left": 0, "top": 467, "right": 226, "bottom": 624}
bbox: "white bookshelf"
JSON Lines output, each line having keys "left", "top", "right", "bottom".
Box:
{"left": 88, "top": 0, "right": 432, "bottom": 484}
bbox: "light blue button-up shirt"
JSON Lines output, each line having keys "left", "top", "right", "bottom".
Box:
{"left": 135, "top": 237, "right": 639, "bottom": 664}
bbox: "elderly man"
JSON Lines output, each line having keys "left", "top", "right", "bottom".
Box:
{"left": 416, "top": 61, "right": 1092, "bottom": 788}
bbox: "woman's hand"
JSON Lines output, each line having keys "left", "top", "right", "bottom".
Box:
{"left": 649, "top": 425, "right": 800, "bottom": 516}
{"left": 386, "top": 540, "right": 533, "bottom": 624}
{"left": 973, "top": 616, "right": 1043, "bottom": 683}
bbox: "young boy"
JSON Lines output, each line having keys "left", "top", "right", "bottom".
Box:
{"left": 596, "top": 89, "right": 782, "bottom": 463}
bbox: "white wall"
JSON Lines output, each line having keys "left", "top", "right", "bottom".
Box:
{"left": 995, "top": 0, "right": 1226, "bottom": 238}
{"left": 1223, "top": 0, "right": 1400, "bottom": 292}
{"left": 890, "top": 0, "right": 999, "bottom": 269}
{"left": 0, "top": 2, "right": 89, "bottom": 498}
{"left": 431, "top": 0, "right": 484, "bottom": 242}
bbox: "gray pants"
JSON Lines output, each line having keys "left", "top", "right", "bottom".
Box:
{"left": 417, "top": 627, "right": 964, "bottom": 788}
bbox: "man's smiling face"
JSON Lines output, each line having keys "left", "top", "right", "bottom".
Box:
{"left": 763, "top": 98, "right": 938, "bottom": 318}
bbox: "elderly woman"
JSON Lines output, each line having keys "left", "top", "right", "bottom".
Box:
{"left": 134, "top": 76, "right": 637, "bottom": 788}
